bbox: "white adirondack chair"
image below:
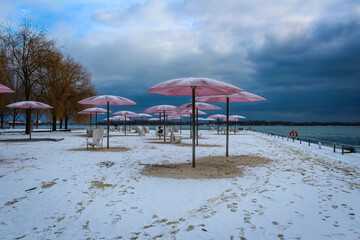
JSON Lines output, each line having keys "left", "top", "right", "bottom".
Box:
{"left": 86, "top": 127, "right": 95, "bottom": 137}
{"left": 143, "top": 126, "right": 150, "bottom": 133}
{"left": 170, "top": 130, "right": 182, "bottom": 143}
{"left": 86, "top": 128, "right": 104, "bottom": 149}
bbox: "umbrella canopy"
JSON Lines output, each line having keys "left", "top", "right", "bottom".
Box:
{"left": 209, "top": 114, "right": 226, "bottom": 119}
{"left": 78, "top": 107, "right": 108, "bottom": 114}
{"left": 197, "top": 91, "right": 265, "bottom": 157}
{"left": 7, "top": 101, "right": 52, "bottom": 139}
{"left": 167, "top": 115, "right": 181, "bottom": 120}
{"left": 147, "top": 77, "right": 243, "bottom": 96}
{"left": 177, "top": 102, "right": 220, "bottom": 111}
{"left": 229, "top": 114, "right": 246, "bottom": 119}
{"left": 179, "top": 109, "right": 207, "bottom": 115}
{"left": 145, "top": 105, "right": 178, "bottom": 142}
{"left": 144, "top": 105, "right": 177, "bottom": 113}
{"left": 78, "top": 108, "right": 109, "bottom": 127}
{"left": 196, "top": 91, "right": 266, "bottom": 103}
{"left": 0, "top": 84, "right": 15, "bottom": 93}
{"left": 7, "top": 101, "right": 52, "bottom": 109}
{"left": 137, "top": 113, "right": 153, "bottom": 118}
{"left": 113, "top": 110, "right": 139, "bottom": 117}
{"left": 111, "top": 115, "right": 131, "bottom": 121}
{"left": 147, "top": 77, "right": 243, "bottom": 168}
{"left": 202, "top": 117, "right": 216, "bottom": 121}
{"left": 113, "top": 111, "right": 138, "bottom": 136}
{"left": 148, "top": 118, "right": 160, "bottom": 121}
{"left": 79, "top": 95, "right": 136, "bottom": 148}
{"left": 78, "top": 95, "right": 136, "bottom": 106}
{"left": 104, "top": 117, "right": 131, "bottom": 121}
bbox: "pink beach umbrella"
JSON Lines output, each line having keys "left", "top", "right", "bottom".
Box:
{"left": 229, "top": 114, "right": 246, "bottom": 120}
{"left": 78, "top": 95, "right": 136, "bottom": 148}
{"left": 113, "top": 110, "right": 139, "bottom": 136}
{"left": 197, "top": 91, "right": 266, "bottom": 157}
{"left": 229, "top": 115, "right": 246, "bottom": 131}
{"left": 0, "top": 84, "right": 15, "bottom": 93}
{"left": 177, "top": 102, "right": 220, "bottom": 145}
{"left": 78, "top": 107, "right": 109, "bottom": 128}
{"left": 147, "top": 77, "right": 243, "bottom": 167}
{"left": 209, "top": 114, "right": 227, "bottom": 135}
{"left": 6, "top": 101, "right": 52, "bottom": 139}
{"left": 137, "top": 113, "right": 153, "bottom": 121}
{"left": 145, "top": 105, "right": 177, "bottom": 141}
{"left": 200, "top": 117, "right": 216, "bottom": 131}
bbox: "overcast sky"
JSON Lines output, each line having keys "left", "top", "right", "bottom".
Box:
{"left": 2, "top": 0, "right": 360, "bottom": 122}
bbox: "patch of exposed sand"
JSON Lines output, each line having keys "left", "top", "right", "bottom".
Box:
{"left": 141, "top": 155, "right": 271, "bottom": 179}
{"left": 69, "top": 146, "right": 131, "bottom": 152}
{"left": 145, "top": 141, "right": 221, "bottom": 147}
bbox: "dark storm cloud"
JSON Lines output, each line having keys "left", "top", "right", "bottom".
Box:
{"left": 243, "top": 15, "right": 360, "bottom": 121}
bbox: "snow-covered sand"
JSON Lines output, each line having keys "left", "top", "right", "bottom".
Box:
{"left": 0, "top": 130, "right": 359, "bottom": 239}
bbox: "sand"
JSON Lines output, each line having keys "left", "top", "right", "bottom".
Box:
{"left": 141, "top": 155, "right": 271, "bottom": 179}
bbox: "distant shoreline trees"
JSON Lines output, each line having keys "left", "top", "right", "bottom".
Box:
{"left": 0, "top": 19, "right": 95, "bottom": 131}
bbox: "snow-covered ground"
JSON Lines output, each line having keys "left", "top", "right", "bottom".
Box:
{"left": 0, "top": 129, "right": 359, "bottom": 239}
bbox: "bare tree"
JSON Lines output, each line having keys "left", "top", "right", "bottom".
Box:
{"left": 2, "top": 19, "right": 55, "bottom": 134}
{"left": 38, "top": 51, "right": 95, "bottom": 131}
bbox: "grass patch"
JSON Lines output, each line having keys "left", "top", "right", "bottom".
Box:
{"left": 41, "top": 178, "right": 58, "bottom": 189}
{"left": 89, "top": 180, "right": 115, "bottom": 190}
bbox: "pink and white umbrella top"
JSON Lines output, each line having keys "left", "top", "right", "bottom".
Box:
{"left": 229, "top": 114, "right": 246, "bottom": 119}
{"left": 177, "top": 102, "right": 220, "bottom": 111}
{"left": 78, "top": 107, "right": 109, "bottom": 115}
{"left": 112, "top": 115, "right": 131, "bottom": 121}
{"left": 148, "top": 118, "right": 160, "bottom": 121}
{"left": 104, "top": 116, "right": 130, "bottom": 121}
{"left": 137, "top": 113, "right": 153, "bottom": 118}
{"left": 113, "top": 110, "right": 139, "bottom": 117}
{"left": 147, "top": 77, "right": 243, "bottom": 96}
{"left": 196, "top": 91, "right": 266, "bottom": 103}
{"left": 7, "top": 101, "right": 52, "bottom": 109}
{"left": 202, "top": 117, "right": 216, "bottom": 121}
{"left": 78, "top": 95, "right": 136, "bottom": 106}
{"left": 0, "top": 84, "right": 15, "bottom": 93}
{"left": 153, "top": 111, "right": 177, "bottom": 116}
{"left": 179, "top": 109, "right": 207, "bottom": 116}
{"left": 209, "top": 114, "right": 227, "bottom": 119}
{"left": 144, "top": 105, "right": 177, "bottom": 113}
{"left": 167, "top": 115, "right": 181, "bottom": 120}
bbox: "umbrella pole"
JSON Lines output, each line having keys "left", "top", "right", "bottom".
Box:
{"left": 29, "top": 107, "right": 32, "bottom": 140}
{"left": 125, "top": 114, "right": 127, "bottom": 136}
{"left": 180, "top": 117, "right": 182, "bottom": 134}
{"left": 90, "top": 114, "right": 92, "bottom": 127}
{"left": 96, "top": 113, "right": 98, "bottom": 128}
{"left": 226, "top": 97, "right": 229, "bottom": 157}
{"left": 159, "top": 112, "right": 162, "bottom": 139}
{"left": 217, "top": 118, "right": 219, "bottom": 135}
{"left": 163, "top": 110, "right": 166, "bottom": 142}
{"left": 191, "top": 86, "right": 196, "bottom": 168}
{"left": 209, "top": 121, "right": 211, "bottom": 131}
{"left": 196, "top": 108, "right": 199, "bottom": 145}
{"left": 107, "top": 102, "right": 110, "bottom": 148}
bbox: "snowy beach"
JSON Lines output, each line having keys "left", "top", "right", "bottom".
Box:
{"left": 0, "top": 130, "right": 359, "bottom": 239}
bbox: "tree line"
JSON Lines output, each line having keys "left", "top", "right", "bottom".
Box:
{"left": 0, "top": 19, "right": 96, "bottom": 132}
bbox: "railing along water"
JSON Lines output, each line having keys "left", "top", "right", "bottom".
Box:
{"left": 250, "top": 129, "right": 359, "bottom": 155}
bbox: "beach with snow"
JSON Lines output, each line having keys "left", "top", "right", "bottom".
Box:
{"left": 0, "top": 129, "right": 359, "bottom": 239}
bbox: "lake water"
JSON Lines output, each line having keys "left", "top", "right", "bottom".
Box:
{"left": 249, "top": 125, "right": 360, "bottom": 147}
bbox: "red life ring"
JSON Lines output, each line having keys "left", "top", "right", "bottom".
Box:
{"left": 289, "top": 130, "right": 298, "bottom": 138}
